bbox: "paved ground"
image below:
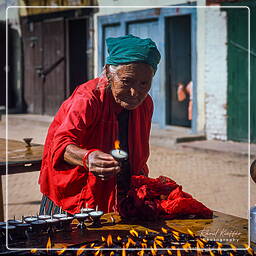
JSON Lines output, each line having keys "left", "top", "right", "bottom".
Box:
{"left": 0, "top": 114, "right": 255, "bottom": 220}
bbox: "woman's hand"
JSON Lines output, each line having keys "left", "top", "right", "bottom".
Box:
{"left": 88, "top": 151, "right": 120, "bottom": 180}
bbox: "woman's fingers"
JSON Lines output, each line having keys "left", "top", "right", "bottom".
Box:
{"left": 88, "top": 151, "right": 121, "bottom": 179}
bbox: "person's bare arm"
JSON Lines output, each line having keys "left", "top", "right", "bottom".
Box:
{"left": 64, "top": 144, "right": 120, "bottom": 180}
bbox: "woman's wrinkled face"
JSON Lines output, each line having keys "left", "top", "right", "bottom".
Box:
{"left": 109, "top": 63, "right": 154, "bottom": 110}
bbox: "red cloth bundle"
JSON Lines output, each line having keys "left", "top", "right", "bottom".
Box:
{"left": 119, "top": 175, "right": 213, "bottom": 220}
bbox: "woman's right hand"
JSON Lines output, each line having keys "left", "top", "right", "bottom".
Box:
{"left": 87, "top": 151, "right": 120, "bottom": 180}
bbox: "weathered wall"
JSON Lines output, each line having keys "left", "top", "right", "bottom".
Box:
{"left": 204, "top": 7, "right": 227, "bottom": 140}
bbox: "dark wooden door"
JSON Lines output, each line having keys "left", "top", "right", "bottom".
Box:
{"left": 22, "top": 21, "right": 43, "bottom": 114}
{"left": 43, "top": 19, "right": 65, "bottom": 116}
{"left": 22, "top": 19, "right": 66, "bottom": 115}
{"left": 166, "top": 15, "right": 191, "bottom": 127}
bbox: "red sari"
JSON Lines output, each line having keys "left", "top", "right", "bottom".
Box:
{"left": 39, "top": 77, "right": 153, "bottom": 214}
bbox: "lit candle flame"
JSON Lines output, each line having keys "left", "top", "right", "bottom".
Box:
{"left": 56, "top": 245, "right": 67, "bottom": 255}
{"left": 182, "top": 242, "right": 191, "bottom": 252}
{"left": 107, "top": 234, "right": 113, "bottom": 247}
{"left": 110, "top": 251, "right": 115, "bottom": 256}
{"left": 114, "top": 140, "right": 120, "bottom": 150}
{"left": 141, "top": 243, "right": 147, "bottom": 248}
{"left": 138, "top": 249, "right": 145, "bottom": 256}
{"left": 230, "top": 243, "right": 237, "bottom": 251}
{"left": 101, "top": 236, "right": 106, "bottom": 242}
{"left": 216, "top": 242, "right": 223, "bottom": 255}
{"left": 196, "top": 239, "right": 205, "bottom": 248}
{"left": 243, "top": 244, "right": 254, "bottom": 255}
{"left": 187, "top": 228, "right": 195, "bottom": 237}
{"left": 167, "top": 249, "right": 172, "bottom": 255}
{"left": 145, "top": 230, "right": 149, "bottom": 235}
{"left": 150, "top": 246, "right": 157, "bottom": 256}
{"left": 161, "top": 227, "right": 168, "bottom": 234}
{"left": 46, "top": 237, "right": 52, "bottom": 250}
{"left": 209, "top": 249, "right": 215, "bottom": 256}
{"left": 129, "top": 228, "right": 139, "bottom": 237}
{"left": 125, "top": 237, "right": 136, "bottom": 248}
{"left": 117, "top": 235, "right": 122, "bottom": 241}
{"left": 76, "top": 245, "right": 87, "bottom": 256}
{"left": 155, "top": 236, "right": 164, "bottom": 241}
{"left": 30, "top": 249, "right": 37, "bottom": 253}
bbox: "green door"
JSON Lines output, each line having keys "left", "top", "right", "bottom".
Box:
{"left": 225, "top": 2, "right": 256, "bottom": 143}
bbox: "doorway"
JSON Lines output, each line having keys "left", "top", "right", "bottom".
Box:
{"left": 166, "top": 15, "right": 191, "bottom": 127}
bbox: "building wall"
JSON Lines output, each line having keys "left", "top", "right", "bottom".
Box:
{"left": 205, "top": 7, "right": 227, "bottom": 140}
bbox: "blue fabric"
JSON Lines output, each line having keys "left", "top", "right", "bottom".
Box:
{"left": 106, "top": 34, "right": 161, "bottom": 72}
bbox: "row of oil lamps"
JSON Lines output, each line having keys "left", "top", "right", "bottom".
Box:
{"left": 0, "top": 207, "right": 104, "bottom": 243}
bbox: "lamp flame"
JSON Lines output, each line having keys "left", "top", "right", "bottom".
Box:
{"left": 125, "top": 237, "right": 136, "bottom": 248}
{"left": 244, "top": 244, "right": 254, "bottom": 255}
{"left": 56, "top": 245, "right": 67, "bottom": 255}
{"left": 216, "top": 242, "right": 223, "bottom": 255}
{"left": 138, "top": 249, "right": 145, "bottom": 256}
{"left": 114, "top": 140, "right": 120, "bottom": 150}
{"left": 161, "top": 227, "right": 168, "bottom": 234}
{"left": 107, "top": 234, "right": 113, "bottom": 247}
{"left": 187, "top": 228, "right": 195, "bottom": 237}
{"left": 76, "top": 245, "right": 87, "bottom": 256}
{"left": 230, "top": 243, "right": 237, "bottom": 251}
{"left": 209, "top": 249, "right": 215, "bottom": 256}
{"left": 130, "top": 228, "right": 139, "bottom": 237}
{"left": 46, "top": 237, "right": 52, "bottom": 250}
{"left": 150, "top": 246, "right": 157, "bottom": 256}
{"left": 182, "top": 242, "right": 191, "bottom": 252}
{"left": 196, "top": 239, "right": 205, "bottom": 248}
{"left": 167, "top": 249, "right": 172, "bottom": 255}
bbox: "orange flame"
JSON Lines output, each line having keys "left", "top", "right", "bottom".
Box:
{"left": 138, "top": 249, "right": 145, "bottom": 256}
{"left": 187, "top": 228, "right": 195, "bottom": 237}
{"left": 114, "top": 140, "right": 120, "bottom": 149}
{"left": 230, "top": 243, "right": 237, "bottom": 251}
{"left": 30, "top": 249, "right": 37, "bottom": 253}
{"left": 125, "top": 237, "right": 136, "bottom": 248}
{"left": 122, "top": 246, "right": 126, "bottom": 256}
{"left": 229, "top": 253, "right": 234, "bottom": 256}
{"left": 46, "top": 237, "right": 52, "bottom": 250}
{"left": 244, "top": 244, "right": 254, "bottom": 255}
{"left": 154, "top": 239, "right": 163, "bottom": 248}
{"left": 145, "top": 230, "right": 149, "bottom": 235}
{"left": 141, "top": 243, "right": 147, "bottom": 248}
{"left": 182, "top": 242, "right": 191, "bottom": 252}
{"left": 155, "top": 236, "right": 164, "bottom": 241}
{"left": 117, "top": 235, "right": 122, "bottom": 241}
{"left": 101, "top": 236, "right": 106, "bottom": 242}
{"left": 196, "top": 239, "right": 205, "bottom": 248}
{"left": 177, "top": 249, "right": 181, "bottom": 256}
{"left": 172, "top": 230, "right": 180, "bottom": 241}
{"left": 209, "top": 250, "right": 215, "bottom": 256}
{"left": 129, "top": 228, "right": 139, "bottom": 237}
{"left": 142, "top": 238, "right": 147, "bottom": 243}
{"left": 76, "top": 244, "right": 87, "bottom": 256}
{"left": 90, "top": 243, "right": 95, "bottom": 248}
{"left": 161, "top": 227, "right": 168, "bottom": 234}
{"left": 56, "top": 245, "right": 67, "bottom": 255}
{"left": 167, "top": 249, "right": 172, "bottom": 255}
{"left": 107, "top": 234, "right": 113, "bottom": 247}
{"left": 216, "top": 242, "right": 223, "bottom": 255}
{"left": 110, "top": 251, "right": 115, "bottom": 256}
{"left": 150, "top": 246, "right": 157, "bottom": 256}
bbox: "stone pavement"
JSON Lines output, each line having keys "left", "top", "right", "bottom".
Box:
{"left": 0, "top": 114, "right": 255, "bottom": 220}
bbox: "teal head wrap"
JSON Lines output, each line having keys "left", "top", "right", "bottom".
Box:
{"left": 106, "top": 34, "right": 161, "bottom": 73}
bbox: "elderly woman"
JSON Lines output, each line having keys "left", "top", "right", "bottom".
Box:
{"left": 39, "top": 34, "right": 161, "bottom": 215}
